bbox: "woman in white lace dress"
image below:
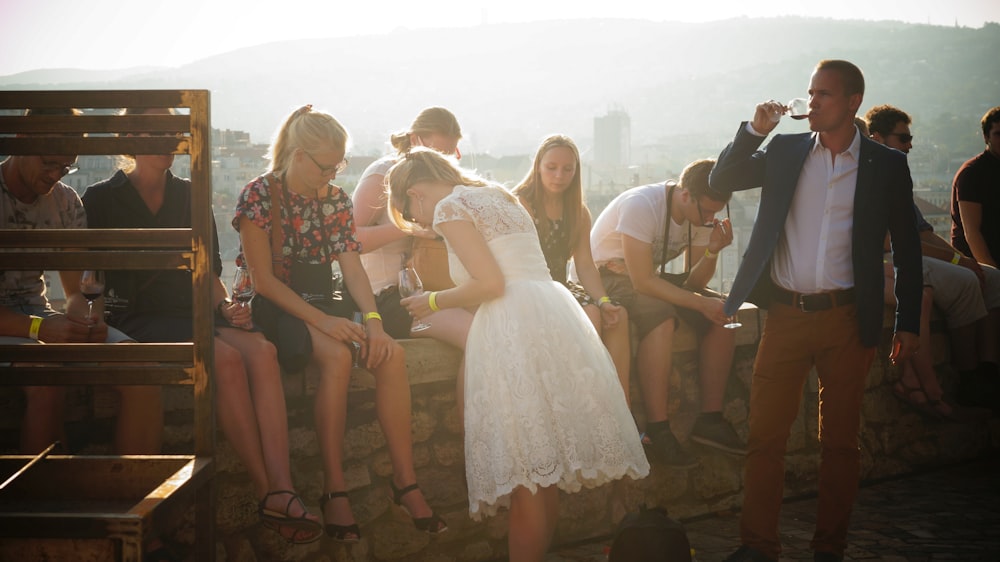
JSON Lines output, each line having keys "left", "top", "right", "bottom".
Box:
{"left": 386, "top": 148, "right": 649, "bottom": 561}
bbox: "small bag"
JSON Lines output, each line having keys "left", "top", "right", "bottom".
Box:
{"left": 409, "top": 235, "right": 455, "bottom": 291}
{"left": 250, "top": 175, "right": 354, "bottom": 372}
{"left": 608, "top": 505, "right": 692, "bottom": 562}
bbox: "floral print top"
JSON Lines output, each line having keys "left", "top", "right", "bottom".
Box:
{"left": 233, "top": 174, "right": 360, "bottom": 283}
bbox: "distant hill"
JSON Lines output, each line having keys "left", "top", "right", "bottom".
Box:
{"left": 2, "top": 17, "right": 997, "bottom": 173}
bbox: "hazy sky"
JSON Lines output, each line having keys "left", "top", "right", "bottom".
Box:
{"left": 2, "top": 0, "right": 997, "bottom": 76}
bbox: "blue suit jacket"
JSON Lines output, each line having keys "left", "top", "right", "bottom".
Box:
{"left": 709, "top": 123, "right": 922, "bottom": 347}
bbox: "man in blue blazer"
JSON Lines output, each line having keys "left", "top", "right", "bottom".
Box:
{"left": 709, "top": 60, "right": 922, "bottom": 562}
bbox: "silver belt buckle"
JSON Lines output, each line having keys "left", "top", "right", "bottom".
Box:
{"left": 797, "top": 294, "right": 811, "bottom": 312}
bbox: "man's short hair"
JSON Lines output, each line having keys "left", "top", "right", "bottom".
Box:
{"left": 815, "top": 59, "right": 865, "bottom": 98}
{"left": 981, "top": 106, "right": 1000, "bottom": 139}
{"left": 680, "top": 158, "right": 729, "bottom": 203}
{"left": 865, "top": 104, "right": 911, "bottom": 137}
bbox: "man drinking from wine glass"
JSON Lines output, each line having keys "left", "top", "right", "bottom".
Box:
{"left": 710, "top": 60, "right": 922, "bottom": 562}
{"left": 0, "top": 107, "right": 163, "bottom": 456}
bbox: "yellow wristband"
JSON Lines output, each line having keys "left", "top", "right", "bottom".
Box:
{"left": 364, "top": 311, "right": 382, "bottom": 322}
{"left": 28, "top": 316, "right": 43, "bottom": 340}
{"left": 428, "top": 291, "right": 440, "bottom": 312}
{"left": 704, "top": 248, "right": 719, "bottom": 259}
{"left": 598, "top": 296, "right": 611, "bottom": 307}
{"left": 951, "top": 252, "right": 962, "bottom": 265}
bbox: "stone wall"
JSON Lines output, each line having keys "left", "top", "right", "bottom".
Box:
{"left": 1, "top": 306, "right": 997, "bottom": 561}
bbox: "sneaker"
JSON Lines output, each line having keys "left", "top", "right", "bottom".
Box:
{"left": 645, "top": 426, "right": 698, "bottom": 469}
{"left": 690, "top": 414, "right": 746, "bottom": 455}
{"left": 722, "top": 544, "right": 777, "bottom": 562}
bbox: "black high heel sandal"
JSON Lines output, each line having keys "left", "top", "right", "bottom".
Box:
{"left": 389, "top": 481, "right": 448, "bottom": 535}
{"left": 318, "top": 491, "right": 361, "bottom": 543}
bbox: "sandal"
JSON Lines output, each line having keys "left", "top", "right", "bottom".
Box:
{"left": 389, "top": 481, "right": 448, "bottom": 535}
{"left": 892, "top": 380, "right": 945, "bottom": 420}
{"left": 258, "top": 490, "right": 322, "bottom": 545}
{"left": 318, "top": 491, "right": 361, "bottom": 543}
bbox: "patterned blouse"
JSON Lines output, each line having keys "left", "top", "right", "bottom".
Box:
{"left": 233, "top": 174, "right": 360, "bottom": 283}
{"left": 534, "top": 215, "right": 595, "bottom": 307}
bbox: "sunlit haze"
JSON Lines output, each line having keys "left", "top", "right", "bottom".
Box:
{"left": 2, "top": 0, "right": 997, "bottom": 76}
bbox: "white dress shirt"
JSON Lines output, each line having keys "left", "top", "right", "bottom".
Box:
{"left": 747, "top": 123, "right": 862, "bottom": 293}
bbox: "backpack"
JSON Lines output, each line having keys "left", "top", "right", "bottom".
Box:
{"left": 608, "top": 505, "right": 692, "bottom": 562}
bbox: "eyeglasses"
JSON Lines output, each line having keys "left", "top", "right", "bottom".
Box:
{"left": 304, "top": 151, "right": 348, "bottom": 176}
{"left": 887, "top": 133, "right": 914, "bottom": 143}
{"left": 695, "top": 197, "right": 730, "bottom": 227}
{"left": 40, "top": 158, "right": 78, "bottom": 177}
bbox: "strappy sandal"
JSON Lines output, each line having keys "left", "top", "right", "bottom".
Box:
{"left": 892, "top": 379, "right": 948, "bottom": 419}
{"left": 389, "top": 481, "right": 448, "bottom": 535}
{"left": 318, "top": 491, "right": 361, "bottom": 543}
{"left": 258, "top": 490, "right": 322, "bottom": 545}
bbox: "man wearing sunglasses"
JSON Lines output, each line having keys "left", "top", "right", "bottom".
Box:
{"left": 867, "top": 104, "right": 1000, "bottom": 413}
{"left": 0, "top": 108, "right": 161, "bottom": 457}
{"left": 590, "top": 158, "right": 744, "bottom": 469}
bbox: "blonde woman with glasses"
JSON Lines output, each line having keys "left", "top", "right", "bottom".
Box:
{"left": 233, "top": 105, "right": 446, "bottom": 544}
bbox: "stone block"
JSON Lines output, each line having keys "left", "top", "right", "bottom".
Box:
{"left": 691, "top": 454, "right": 743, "bottom": 498}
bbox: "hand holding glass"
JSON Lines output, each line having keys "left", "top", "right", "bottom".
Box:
{"left": 398, "top": 266, "right": 431, "bottom": 332}
{"left": 231, "top": 267, "right": 255, "bottom": 308}
{"left": 79, "top": 270, "right": 105, "bottom": 322}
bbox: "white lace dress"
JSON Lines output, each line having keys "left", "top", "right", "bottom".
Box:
{"left": 434, "top": 185, "right": 650, "bottom": 520}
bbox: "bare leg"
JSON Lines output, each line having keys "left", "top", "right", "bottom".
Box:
{"left": 371, "top": 345, "right": 436, "bottom": 519}
{"left": 113, "top": 385, "right": 162, "bottom": 454}
{"left": 698, "top": 324, "right": 737, "bottom": 412}
{"left": 415, "top": 308, "right": 472, "bottom": 425}
{"left": 20, "top": 386, "right": 66, "bottom": 453}
{"left": 637, "top": 320, "right": 675, "bottom": 422}
{"left": 308, "top": 326, "right": 357, "bottom": 529}
{"left": 508, "top": 485, "right": 560, "bottom": 562}
{"left": 586, "top": 304, "right": 632, "bottom": 406}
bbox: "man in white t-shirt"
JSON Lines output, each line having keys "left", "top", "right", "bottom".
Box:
{"left": 591, "top": 158, "right": 743, "bottom": 468}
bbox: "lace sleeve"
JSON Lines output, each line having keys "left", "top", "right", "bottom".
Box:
{"left": 433, "top": 186, "right": 534, "bottom": 242}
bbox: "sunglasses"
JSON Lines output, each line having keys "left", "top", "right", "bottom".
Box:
{"left": 304, "top": 151, "right": 349, "bottom": 176}
{"left": 402, "top": 195, "right": 414, "bottom": 222}
{"left": 695, "top": 197, "right": 731, "bottom": 227}
{"left": 887, "top": 133, "right": 914, "bottom": 143}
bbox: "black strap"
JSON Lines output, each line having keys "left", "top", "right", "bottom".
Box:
{"left": 658, "top": 182, "right": 692, "bottom": 275}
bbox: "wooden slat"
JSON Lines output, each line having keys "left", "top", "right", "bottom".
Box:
{"left": 0, "top": 251, "right": 193, "bottom": 271}
{"left": 0, "top": 90, "right": 196, "bottom": 110}
{"left": 0, "top": 114, "right": 192, "bottom": 134}
{"left": 0, "top": 343, "right": 193, "bottom": 362}
{"left": 0, "top": 367, "right": 194, "bottom": 386}
{"left": 0, "top": 229, "right": 194, "bottom": 249}
{"left": 0, "top": 136, "right": 190, "bottom": 156}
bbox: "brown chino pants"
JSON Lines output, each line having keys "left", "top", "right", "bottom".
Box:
{"left": 740, "top": 301, "right": 876, "bottom": 558}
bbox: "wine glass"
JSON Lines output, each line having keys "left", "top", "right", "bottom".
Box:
{"left": 786, "top": 97, "right": 810, "bottom": 120}
{"left": 724, "top": 313, "right": 742, "bottom": 330}
{"left": 231, "top": 267, "right": 255, "bottom": 308}
{"left": 351, "top": 311, "right": 363, "bottom": 367}
{"left": 769, "top": 98, "right": 810, "bottom": 122}
{"left": 79, "top": 270, "right": 105, "bottom": 322}
{"left": 398, "top": 266, "right": 431, "bottom": 332}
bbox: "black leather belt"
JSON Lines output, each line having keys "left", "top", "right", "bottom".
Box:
{"left": 772, "top": 286, "right": 856, "bottom": 312}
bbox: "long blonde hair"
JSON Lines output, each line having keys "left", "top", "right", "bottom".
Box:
{"left": 512, "top": 134, "right": 584, "bottom": 248}
{"left": 268, "top": 104, "right": 349, "bottom": 174}
{"left": 388, "top": 107, "right": 461, "bottom": 155}
{"left": 386, "top": 147, "right": 503, "bottom": 231}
